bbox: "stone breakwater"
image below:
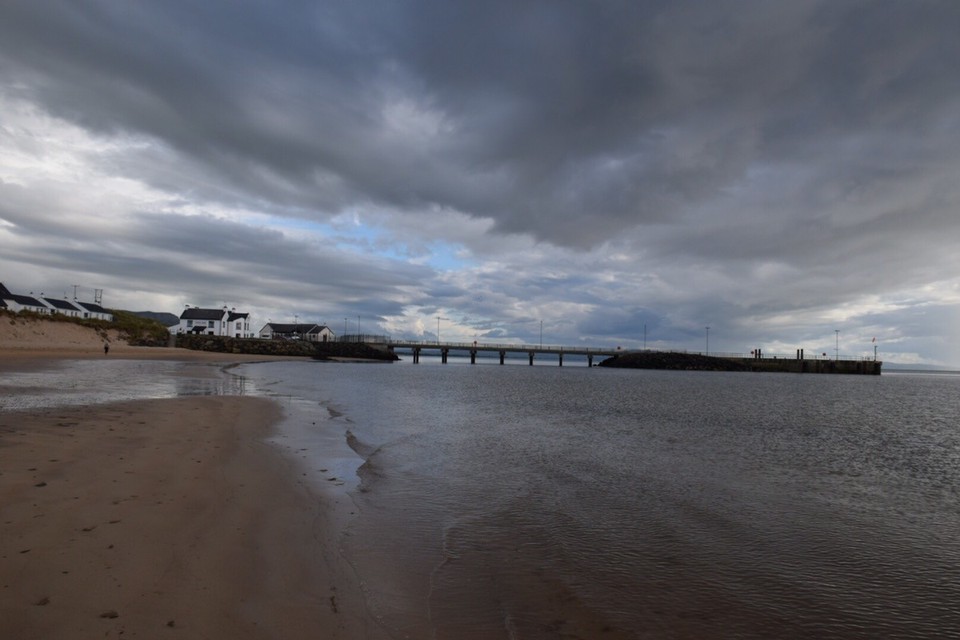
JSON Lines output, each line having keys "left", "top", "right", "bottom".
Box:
{"left": 175, "top": 334, "right": 399, "bottom": 361}
{"left": 600, "top": 351, "right": 881, "bottom": 375}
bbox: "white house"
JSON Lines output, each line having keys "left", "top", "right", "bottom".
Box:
{"left": 74, "top": 301, "right": 114, "bottom": 322}
{"left": 0, "top": 287, "right": 51, "bottom": 314}
{"left": 42, "top": 298, "right": 85, "bottom": 318}
{"left": 178, "top": 307, "right": 253, "bottom": 338}
{"left": 258, "top": 322, "right": 335, "bottom": 342}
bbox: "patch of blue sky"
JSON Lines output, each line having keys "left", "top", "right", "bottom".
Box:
{"left": 270, "top": 214, "right": 474, "bottom": 271}
{"left": 417, "top": 241, "right": 475, "bottom": 271}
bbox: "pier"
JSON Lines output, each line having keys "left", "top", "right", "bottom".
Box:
{"left": 381, "top": 339, "right": 622, "bottom": 366}
{"left": 361, "top": 338, "right": 882, "bottom": 373}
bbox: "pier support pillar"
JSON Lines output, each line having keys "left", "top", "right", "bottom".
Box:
{"left": 470, "top": 350, "right": 477, "bottom": 364}
{"left": 529, "top": 352, "right": 535, "bottom": 366}
{"left": 441, "top": 348, "right": 449, "bottom": 364}
{"left": 499, "top": 351, "right": 505, "bottom": 365}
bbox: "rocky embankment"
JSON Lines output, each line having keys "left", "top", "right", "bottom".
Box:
{"left": 599, "top": 351, "right": 752, "bottom": 371}
{"left": 175, "top": 334, "right": 399, "bottom": 361}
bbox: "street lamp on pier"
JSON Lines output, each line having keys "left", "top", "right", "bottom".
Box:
{"left": 436, "top": 316, "right": 447, "bottom": 345}
{"left": 705, "top": 326, "right": 710, "bottom": 356}
{"left": 835, "top": 329, "right": 839, "bottom": 362}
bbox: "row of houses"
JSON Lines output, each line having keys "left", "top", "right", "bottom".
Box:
{"left": 1, "top": 281, "right": 335, "bottom": 344}
{"left": 176, "top": 307, "right": 335, "bottom": 342}
{"left": 0, "top": 283, "right": 114, "bottom": 321}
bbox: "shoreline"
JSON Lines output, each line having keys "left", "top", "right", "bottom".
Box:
{"left": 0, "top": 350, "right": 383, "bottom": 639}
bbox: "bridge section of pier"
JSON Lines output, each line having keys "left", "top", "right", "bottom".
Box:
{"left": 381, "top": 339, "right": 623, "bottom": 366}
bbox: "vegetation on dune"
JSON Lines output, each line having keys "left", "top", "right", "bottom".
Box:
{"left": 108, "top": 310, "right": 174, "bottom": 345}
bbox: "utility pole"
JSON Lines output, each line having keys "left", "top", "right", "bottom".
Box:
{"left": 835, "top": 329, "right": 839, "bottom": 361}
{"left": 436, "top": 316, "right": 450, "bottom": 345}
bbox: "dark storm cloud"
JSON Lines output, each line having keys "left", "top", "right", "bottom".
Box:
{"left": 3, "top": 0, "right": 956, "bottom": 249}
{"left": 0, "top": 195, "right": 430, "bottom": 311}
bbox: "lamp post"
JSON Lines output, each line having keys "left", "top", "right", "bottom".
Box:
{"left": 705, "top": 326, "right": 710, "bottom": 356}
{"left": 540, "top": 320, "right": 543, "bottom": 348}
{"left": 835, "top": 329, "right": 839, "bottom": 361}
{"left": 436, "top": 316, "right": 441, "bottom": 345}
{"left": 344, "top": 318, "right": 348, "bottom": 341}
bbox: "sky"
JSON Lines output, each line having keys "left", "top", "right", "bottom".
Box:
{"left": 1, "top": 1, "right": 959, "bottom": 366}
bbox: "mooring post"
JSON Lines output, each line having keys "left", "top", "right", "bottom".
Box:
{"left": 499, "top": 350, "right": 506, "bottom": 365}
{"left": 441, "top": 348, "right": 448, "bottom": 364}
{"left": 529, "top": 352, "right": 534, "bottom": 366}
{"left": 470, "top": 350, "right": 477, "bottom": 364}
{"left": 413, "top": 347, "right": 420, "bottom": 364}
{"left": 558, "top": 352, "right": 563, "bottom": 367}
{"left": 588, "top": 354, "right": 593, "bottom": 367}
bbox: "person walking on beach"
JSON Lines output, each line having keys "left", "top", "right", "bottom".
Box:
{"left": 104, "top": 343, "right": 109, "bottom": 355}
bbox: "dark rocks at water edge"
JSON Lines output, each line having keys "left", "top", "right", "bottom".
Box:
{"left": 175, "top": 334, "right": 399, "bottom": 361}
{"left": 311, "top": 342, "right": 400, "bottom": 361}
{"left": 599, "top": 351, "right": 752, "bottom": 372}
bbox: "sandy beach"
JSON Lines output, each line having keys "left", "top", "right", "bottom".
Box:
{"left": 0, "top": 323, "right": 382, "bottom": 639}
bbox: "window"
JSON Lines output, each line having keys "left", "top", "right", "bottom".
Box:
{"left": 208, "top": 320, "right": 215, "bottom": 328}
{"left": 187, "top": 320, "right": 193, "bottom": 328}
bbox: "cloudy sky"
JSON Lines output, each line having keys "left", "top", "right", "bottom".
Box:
{"left": 2, "top": 1, "right": 959, "bottom": 365}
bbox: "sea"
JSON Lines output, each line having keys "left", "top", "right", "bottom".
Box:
{"left": 4, "top": 356, "right": 960, "bottom": 638}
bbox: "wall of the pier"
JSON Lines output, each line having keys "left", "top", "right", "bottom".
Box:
{"left": 726, "top": 357, "right": 882, "bottom": 375}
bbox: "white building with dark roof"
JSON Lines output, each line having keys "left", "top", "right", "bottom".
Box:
{"left": 1, "top": 292, "right": 51, "bottom": 314}
{"left": 74, "top": 301, "right": 114, "bottom": 322}
{"left": 42, "top": 298, "right": 85, "bottom": 318}
{"left": 177, "top": 307, "right": 253, "bottom": 338}
{"left": 258, "top": 322, "right": 334, "bottom": 342}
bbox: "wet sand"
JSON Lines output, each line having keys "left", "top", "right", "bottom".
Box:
{"left": 0, "top": 349, "right": 384, "bottom": 639}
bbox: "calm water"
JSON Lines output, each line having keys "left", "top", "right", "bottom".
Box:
{"left": 239, "top": 361, "right": 960, "bottom": 639}
{"left": 3, "top": 359, "right": 958, "bottom": 637}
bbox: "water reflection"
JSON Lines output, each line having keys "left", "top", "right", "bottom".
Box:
{"left": 0, "top": 359, "right": 254, "bottom": 410}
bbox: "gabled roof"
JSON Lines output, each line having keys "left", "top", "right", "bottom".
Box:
{"left": 180, "top": 307, "right": 226, "bottom": 321}
{"left": 263, "top": 323, "right": 327, "bottom": 334}
{"left": 227, "top": 311, "right": 249, "bottom": 322}
{"left": 9, "top": 294, "right": 45, "bottom": 307}
{"left": 0, "top": 282, "right": 11, "bottom": 298}
{"left": 76, "top": 301, "right": 110, "bottom": 314}
{"left": 43, "top": 298, "right": 82, "bottom": 312}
